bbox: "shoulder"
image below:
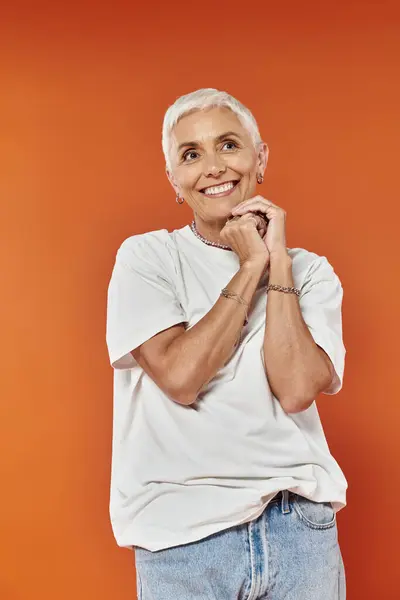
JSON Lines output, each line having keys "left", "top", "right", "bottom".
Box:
{"left": 287, "top": 246, "right": 321, "bottom": 273}
{"left": 287, "top": 247, "right": 341, "bottom": 285}
{"left": 115, "top": 228, "right": 180, "bottom": 278}
{"left": 118, "top": 228, "right": 172, "bottom": 254}
{"left": 115, "top": 228, "right": 178, "bottom": 261}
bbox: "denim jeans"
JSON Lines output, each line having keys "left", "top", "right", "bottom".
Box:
{"left": 134, "top": 490, "right": 346, "bottom": 599}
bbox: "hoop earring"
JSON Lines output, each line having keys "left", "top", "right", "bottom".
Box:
{"left": 176, "top": 193, "right": 184, "bottom": 205}
{"left": 257, "top": 174, "right": 264, "bottom": 184}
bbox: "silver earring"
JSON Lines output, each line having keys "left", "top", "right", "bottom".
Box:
{"left": 176, "top": 193, "right": 184, "bottom": 205}
{"left": 257, "top": 174, "right": 264, "bottom": 184}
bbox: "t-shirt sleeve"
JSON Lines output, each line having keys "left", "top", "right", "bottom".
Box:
{"left": 106, "top": 236, "right": 187, "bottom": 370}
{"left": 299, "top": 255, "right": 346, "bottom": 395}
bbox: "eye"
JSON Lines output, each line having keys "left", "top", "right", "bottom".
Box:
{"left": 182, "top": 140, "right": 238, "bottom": 162}
{"left": 182, "top": 149, "right": 199, "bottom": 162}
{"left": 222, "top": 140, "right": 238, "bottom": 150}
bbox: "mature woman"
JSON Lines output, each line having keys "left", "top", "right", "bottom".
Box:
{"left": 106, "top": 88, "right": 347, "bottom": 599}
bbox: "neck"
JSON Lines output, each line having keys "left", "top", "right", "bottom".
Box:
{"left": 193, "top": 215, "right": 227, "bottom": 245}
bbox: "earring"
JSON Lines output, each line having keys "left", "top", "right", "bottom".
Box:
{"left": 176, "top": 193, "right": 184, "bottom": 205}
{"left": 257, "top": 174, "right": 264, "bottom": 184}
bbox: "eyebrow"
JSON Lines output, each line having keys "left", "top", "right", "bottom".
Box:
{"left": 177, "top": 131, "right": 242, "bottom": 153}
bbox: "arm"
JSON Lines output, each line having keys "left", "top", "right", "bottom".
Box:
{"left": 132, "top": 258, "right": 265, "bottom": 406}
{"left": 262, "top": 250, "right": 334, "bottom": 414}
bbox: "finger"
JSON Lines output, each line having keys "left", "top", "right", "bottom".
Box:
{"left": 226, "top": 214, "right": 242, "bottom": 223}
{"left": 248, "top": 213, "right": 268, "bottom": 231}
{"left": 227, "top": 213, "right": 264, "bottom": 231}
{"left": 227, "top": 212, "right": 261, "bottom": 224}
{"left": 254, "top": 210, "right": 270, "bottom": 222}
{"left": 232, "top": 201, "right": 276, "bottom": 214}
{"left": 233, "top": 196, "right": 277, "bottom": 210}
{"left": 232, "top": 205, "right": 275, "bottom": 219}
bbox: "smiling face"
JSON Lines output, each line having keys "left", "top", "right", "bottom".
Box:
{"left": 166, "top": 106, "right": 268, "bottom": 225}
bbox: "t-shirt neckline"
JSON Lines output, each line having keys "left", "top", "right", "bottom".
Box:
{"left": 176, "top": 224, "right": 273, "bottom": 285}
{"left": 178, "top": 224, "right": 240, "bottom": 265}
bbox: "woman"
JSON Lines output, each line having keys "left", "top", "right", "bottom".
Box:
{"left": 106, "top": 88, "right": 347, "bottom": 599}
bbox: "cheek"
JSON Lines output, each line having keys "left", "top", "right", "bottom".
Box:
{"left": 178, "top": 168, "right": 200, "bottom": 191}
{"left": 229, "top": 153, "right": 257, "bottom": 175}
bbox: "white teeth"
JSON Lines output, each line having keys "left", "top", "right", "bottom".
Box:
{"left": 203, "top": 181, "right": 236, "bottom": 195}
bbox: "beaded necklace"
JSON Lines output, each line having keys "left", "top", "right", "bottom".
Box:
{"left": 189, "top": 220, "right": 232, "bottom": 251}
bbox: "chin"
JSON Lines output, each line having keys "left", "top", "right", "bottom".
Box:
{"left": 200, "top": 198, "right": 240, "bottom": 222}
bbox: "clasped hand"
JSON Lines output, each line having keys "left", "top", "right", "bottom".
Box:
{"left": 220, "top": 195, "right": 288, "bottom": 267}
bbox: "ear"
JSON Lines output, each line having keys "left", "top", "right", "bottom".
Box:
{"left": 257, "top": 142, "right": 269, "bottom": 176}
{"left": 166, "top": 168, "right": 180, "bottom": 195}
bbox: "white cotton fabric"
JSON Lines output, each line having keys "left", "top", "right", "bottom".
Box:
{"left": 106, "top": 224, "right": 347, "bottom": 552}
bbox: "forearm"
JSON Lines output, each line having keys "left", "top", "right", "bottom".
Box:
{"left": 166, "top": 260, "right": 265, "bottom": 405}
{"left": 263, "top": 251, "right": 332, "bottom": 413}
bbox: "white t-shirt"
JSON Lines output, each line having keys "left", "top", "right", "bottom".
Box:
{"left": 106, "top": 224, "right": 347, "bottom": 552}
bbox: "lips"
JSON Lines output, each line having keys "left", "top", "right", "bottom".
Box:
{"left": 199, "top": 179, "right": 239, "bottom": 193}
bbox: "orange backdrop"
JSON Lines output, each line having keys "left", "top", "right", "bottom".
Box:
{"left": 1, "top": 1, "right": 399, "bottom": 598}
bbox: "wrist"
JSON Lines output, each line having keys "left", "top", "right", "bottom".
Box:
{"left": 241, "top": 256, "right": 268, "bottom": 275}
{"left": 269, "top": 248, "right": 292, "bottom": 266}
{"left": 268, "top": 251, "right": 294, "bottom": 288}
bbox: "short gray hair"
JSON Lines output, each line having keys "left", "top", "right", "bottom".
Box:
{"left": 162, "top": 88, "right": 262, "bottom": 172}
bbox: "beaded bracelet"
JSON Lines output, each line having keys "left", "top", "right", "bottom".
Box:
{"left": 220, "top": 287, "right": 249, "bottom": 326}
{"left": 267, "top": 284, "right": 300, "bottom": 296}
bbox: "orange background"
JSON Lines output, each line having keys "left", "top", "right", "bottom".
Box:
{"left": 1, "top": 1, "right": 399, "bottom": 598}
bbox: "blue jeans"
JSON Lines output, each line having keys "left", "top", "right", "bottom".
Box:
{"left": 134, "top": 490, "right": 346, "bottom": 599}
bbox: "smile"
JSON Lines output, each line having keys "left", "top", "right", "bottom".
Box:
{"left": 200, "top": 180, "right": 239, "bottom": 197}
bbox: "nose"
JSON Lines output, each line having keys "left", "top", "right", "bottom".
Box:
{"left": 204, "top": 152, "right": 226, "bottom": 178}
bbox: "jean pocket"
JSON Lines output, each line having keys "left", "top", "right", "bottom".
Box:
{"left": 292, "top": 495, "right": 336, "bottom": 530}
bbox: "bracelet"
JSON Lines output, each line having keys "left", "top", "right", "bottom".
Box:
{"left": 220, "top": 287, "right": 249, "bottom": 326}
{"left": 267, "top": 284, "right": 300, "bottom": 296}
